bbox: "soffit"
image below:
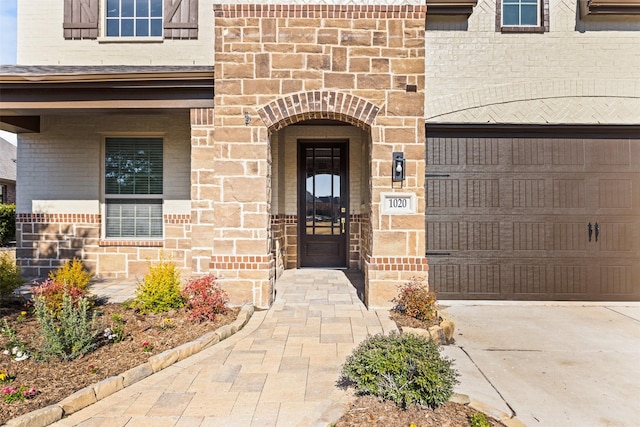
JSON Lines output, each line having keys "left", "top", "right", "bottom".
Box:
{"left": 0, "top": 65, "right": 214, "bottom": 113}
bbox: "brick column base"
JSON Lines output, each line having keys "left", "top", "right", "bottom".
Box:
{"left": 210, "top": 254, "right": 275, "bottom": 309}
{"left": 364, "top": 256, "right": 429, "bottom": 309}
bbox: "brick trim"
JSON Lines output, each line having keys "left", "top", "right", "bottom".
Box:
{"left": 16, "top": 213, "right": 190, "bottom": 225}
{"left": 258, "top": 91, "right": 380, "bottom": 132}
{"left": 98, "top": 240, "right": 164, "bottom": 247}
{"left": 366, "top": 256, "right": 429, "bottom": 271}
{"left": 164, "top": 213, "right": 191, "bottom": 224}
{"left": 214, "top": 4, "right": 426, "bottom": 19}
{"left": 271, "top": 213, "right": 367, "bottom": 223}
{"left": 210, "top": 255, "right": 274, "bottom": 270}
{"left": 190, "top": 108, "right": 214, "bottom": 125}
{"left": 270, "top": 214, "right": 298, "bottom": 224}
{"left": 16, "top": 213, "right": 101, "bottom": 224}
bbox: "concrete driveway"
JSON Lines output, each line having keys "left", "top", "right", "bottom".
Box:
{"left": 440, "top": 303, "right": 640, "bottom": 427}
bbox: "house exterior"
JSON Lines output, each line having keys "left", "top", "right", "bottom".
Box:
{"left": 424, "top": 0, "right": 640, "bottom": 300}
{"left": 0, "top": 0, "right": 639, "bottom": 307}
{"left": 0, "top": 137, "right": 17, "bottom": 205}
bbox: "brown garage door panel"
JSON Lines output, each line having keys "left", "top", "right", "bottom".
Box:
{"left": 429, "top": 261, "right": 505, "bottom": 297}
{"left": 426, "top": 133, "right": 640, "bottom": 301}
{"left": 431, "top": 259, "right": 640, "bottom": 300}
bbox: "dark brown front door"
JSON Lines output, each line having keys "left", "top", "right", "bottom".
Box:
{"left": 298, "top": 140, "right": 349, "bottom": 268}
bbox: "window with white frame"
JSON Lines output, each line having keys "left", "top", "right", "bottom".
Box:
{"left": 502, "top": 0, "right": 539, "bottom": 26}
{"left": 0, "top": 185, "right": 5, "bottom": 204}
{"left": 106, "top": 0, "right": 163, "bottom": 37}
{"left": 104, "top": 137, "right": 163, "bottom": 239}
{"left": 497, "top": 0, "right": 548, "bottom": 32}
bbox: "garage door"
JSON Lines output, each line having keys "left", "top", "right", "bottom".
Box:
{"left": 426, "top": 128, "right": 640, "bottom": 301}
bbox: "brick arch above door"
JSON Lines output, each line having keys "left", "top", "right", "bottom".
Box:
{"left": 257, "top": 91, "right": 380, "bottom": 132}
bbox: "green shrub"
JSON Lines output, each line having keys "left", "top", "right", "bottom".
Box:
{"left": 392, "top": 277, "right": 438, "bottom": 321}
{"left": 0, "top": 251, "right": 23, "bottom": 302}
{"left": 339, "top": 332, "right": 458, "bottom": 408}
{"left": 132, "top": 257, "right": 184, "bottom": 314}
{"left": 0, "top": 204, "right": 16, "bottom": 245}
{"left": 48, "top": 258, "right": 92, "bottom": 290}
{"left": 470, "top": 412, "right": 491, "bottom": 427}
{"left": 33, "top": 292, "right": 98, "bottom": 360}
{"left": 182, "top": 275, "right": 228, "bottom": 323}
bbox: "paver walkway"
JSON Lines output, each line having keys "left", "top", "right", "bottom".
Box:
{"left": 53, "top": 269, "right": 397, "bottom": 427}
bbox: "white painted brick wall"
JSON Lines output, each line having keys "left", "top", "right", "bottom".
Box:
{"left": 17, "top": 0, "right": 215, "bottom": 65}
{"left": 17, "top": 113, "right": 191, "bottom": 215}
{"left": 425, "top": 0, "right": 640, "bottom": 123}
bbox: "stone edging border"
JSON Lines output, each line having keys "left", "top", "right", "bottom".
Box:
{"left": 450, "top": 393, "right": 527, "bottom": 427}
{"left": 5, "top": 303, "right": 255, "bottom": 427}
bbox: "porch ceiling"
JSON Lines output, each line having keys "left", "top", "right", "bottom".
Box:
{"left": 0, "top": 65, "right": 215, "bottom": 133}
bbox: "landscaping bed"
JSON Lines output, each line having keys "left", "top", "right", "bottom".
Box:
{"left": 333, "top": 310, "right": 507, "bottom": 427}
{"left": 1, "top": 266, "right": 509, "bottom": 427}
{"left": 335, "top": 395, "right": 506, "bottom": 426}
{"left": 0, "top": 299, "right": 239, "bottom": 425}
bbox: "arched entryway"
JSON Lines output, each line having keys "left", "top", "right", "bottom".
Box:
{"left": 259, "top": 91, "right": 378, "bottom": 281}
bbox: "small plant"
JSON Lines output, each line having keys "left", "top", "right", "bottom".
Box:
{"left": 159, "top": 317, "right": 173, "bottom": 330}
{"left": 132, "top": 257, "right": 184, "bottom": 314}
{"left": 88, "top": 364, "right": 99, "bottom": 375}
{"left": 0, "top": 251, "right": 23, "bottom": 302}
{"left": 1, "top": 319, "right": 30, "bottom": 361}
{"left": 0, "top": 370, "right": 16, "bottom": 384}
{"left": 32, "top": 278, "right": 89, "bottom": 316}
{"left": 182, "top": 275, "right": 229, "bottom": 323}
{"left": 33, "top": 292, "right": 98, "bottom": 361}
{"left": 141, "top": 341, "right": 153, "bottom": 353}
{"left": 16, "top": 311, "right": 28, "bottom": 322}
{"left": 48, "top": 258, "right": 92, "bottom": 290}
{"left": 392, "top": 277, "right": 438, "bottom": 322}
{"left": 339, "top": 332, "right": 458, "bottom": 408}
{"left": 103, "top": 313, "right": 126, "bottom": 343}
{"left": 2, "top": 385, "right": 37, "bottom": 403}
{"left": 470, "top": 412, "right": 491, "bottom": 427}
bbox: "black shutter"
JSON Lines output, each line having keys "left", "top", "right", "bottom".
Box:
{"left": 164, "top": 0, "right": 198, "bottom": 39}
{"left": 63, "top": 0, "right": 98, "bottom": 40}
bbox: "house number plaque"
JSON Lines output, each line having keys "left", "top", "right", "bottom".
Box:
{"left": 380, "top": 193, "right": 416, "bottom": 214}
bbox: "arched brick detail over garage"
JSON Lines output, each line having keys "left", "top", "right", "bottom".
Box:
{"left": 257, "top": 91, "right": 380, "bottom": 132}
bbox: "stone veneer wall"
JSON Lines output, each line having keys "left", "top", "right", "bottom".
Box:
{"left": 16, "top": 213, "right": 191, "bottom": 278}
{"left": 212, "top": 3, "right": 428, "bottom": 308}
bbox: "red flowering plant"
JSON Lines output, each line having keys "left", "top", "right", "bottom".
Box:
{"left": 181, "top": 276, "right": 229, "bottom": 323}
{"left": 32, "top": 278, "right": 89, "bottom": 315}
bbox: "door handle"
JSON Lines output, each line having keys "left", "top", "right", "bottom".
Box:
{"left": 595, "top": 222, "right": 599, "bottom": 242}
{"left": 588, "top": 222, "right": 593, "bottom": 242}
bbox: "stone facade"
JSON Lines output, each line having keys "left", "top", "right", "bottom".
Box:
{"left": 203, "top": 3, "right": 428, "bottom": 308}
{"left": 10, "top": 3, "right": 430, "bottom": 309}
